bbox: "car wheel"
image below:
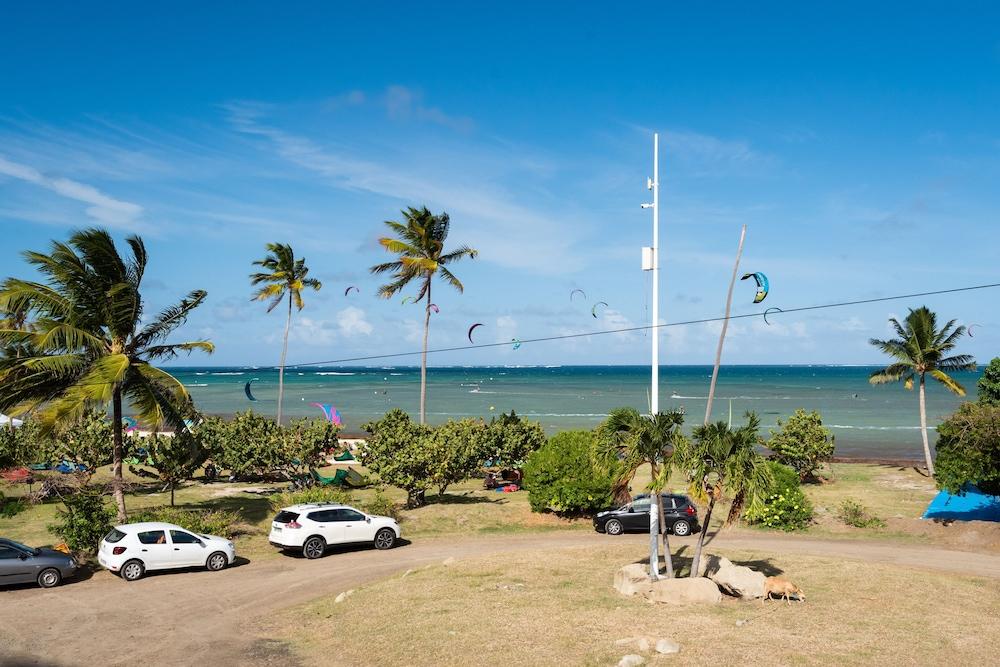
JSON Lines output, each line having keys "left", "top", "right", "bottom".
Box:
{"left": 302, "top": 536, "right": 326, "bottom": 559}
{"left": 37, "top": 568, "right": 61, "bottom": 588}
{"left": 206, "top": 551, "right": 228, "bottom": 571}
{"left": 672, "top": 520, "right": 691, "bottom": 536}
{"left": 605, "top": 519, "right": 624, "bottom": 536}
{"left": 121, "top": 559, "right": 145, "bottom": 582}
{"left": 374, "top": 528, "right": 396, "bottom": 550}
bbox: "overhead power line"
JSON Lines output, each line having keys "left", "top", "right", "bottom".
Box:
{"left": 287, "top": 282, "right": 1000, "bottom": 367}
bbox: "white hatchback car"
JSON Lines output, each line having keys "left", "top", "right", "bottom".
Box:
{"left": 269, "top": 503, "right": 401, "bottom": 559}
{"left": 98, "top": 521, "right": 236, "bottom": 582}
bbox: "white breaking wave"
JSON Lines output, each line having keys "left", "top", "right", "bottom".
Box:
{"left": 315, "top": 372, "right": 355, "bottom": 376}
{"left": 185, "top": 383, "right": 208, "bottom": 387}
{"left": 828, "top": 424, "right": 933, "bottom": 431}
{"left": 210, "top": 372, "right": 244, "bottom": 376}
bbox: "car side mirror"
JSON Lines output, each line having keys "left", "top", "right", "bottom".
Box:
{"left": 197, "top": 540, "right": 206, "bottom": 547}
{"left": 19, "top": 553, "right": 28, "bottom": 560}
{"left": 366, "top": 517, "right": 371, "bottom": 523}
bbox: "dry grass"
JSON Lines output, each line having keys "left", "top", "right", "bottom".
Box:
{"left": 273, "top": 543, "right": 1000, "bottom": 667}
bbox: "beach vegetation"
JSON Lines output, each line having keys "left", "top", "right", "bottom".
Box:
{"left": 868, "top": 306, "right": 976, "bottom": 475}
{"left": 130, "top": 431, "right": 208, "bottom": 506}
{"left": 0, "top": 228, "right": 214, "bottom": 521}
{"left": 48, "top": 488, "right": 115, "bottom": 554}
{"left": 427, "top": 418, "right": 490, "bottom": 497}
{"left": 676, "top": 412, "right": 771, "bottom": 577}
{"left": 370, "top": 206, "right": 478, "bottom": 424}
{"left": 523, "top": 430, "right": 619, "bottom": 515}
{"left": 129, "top": 506, "right": 252, "bottom": 539}
{"left": 743, "top": 461, "right": 813, "bottom": 531}
{"left": 597, "top": 407, "right": 686, "bottom": 577}
{"left": 483, "top": 410, "right": 546, "bottom": 468}
{"left": 250, "top": 243, "right": 322, "bottom": 425}
{"left": 933, "top": 401, "right": 1000, "bottom": 497}
{"left": 767, "top": 408, "right": 835, "bottom": 481}
{"left": 270, "top": 485, "right": 400, "bottom": 521}
{"left": 977, "top": 357, "right": 1000, "bottom": 406}
{"left": 836, "top": 498, "right": 886, "bottom": 529}
{"left": 360, "top": 409, "right": 436, "bottom": 507}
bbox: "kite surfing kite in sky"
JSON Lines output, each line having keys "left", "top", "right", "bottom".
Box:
{"left": 428, "top": 303, "right": 440, "bottom": 314}
{"left": 343, "top": 286, "right": 359, "bottom": 297}
{"left": 763, "top": 307, "right": 783, "bottom": 325}
{"left": 310, "top": 403, "right": 343, "bottom": 426}
{"left": 591, "top": 301, "right": 608, "bottom": 318}
{"left": 244, "top": 378, "right": 259, "bottom": 401}
{"left": 570, "top": 289, "right": 586, "bottom": 301}
{"left": 741, "top": 272, "right": 769, "bottom": 303}
{"left": 968, "top": 323, "right": 980, "bottom": 338}
{"left": 467, "top": 322, "right": 484, "bottom": 343}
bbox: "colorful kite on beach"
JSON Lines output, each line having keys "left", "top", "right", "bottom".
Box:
{"left": 401, "top": 296, "right": 416, "bottom": 305}
{"left": 122, "top": 416, "right": 139, "bottom": 433}
{"left": 591, "top": 301, "right": 608, "bottom": 318}
{"left": 511, "top": 338, "right": 522, "bottom": 350}
{"left": 428, "top": 303, "right": 440, "bottom": 314}
{"left": 244, "top": 378, "right": 259, "bottom": 401}
{"left": 968, "top": 323, "right": 981, "bottom": 338}
{"left": 570, "top": 289, "right": 587, "bottom": 301}
{"left": 467, "top": 323, "right": 484, "bottom": 343}
{"left": 740, "top": 272, "right": 769, "bottom": 303}
{"left": 344, "top": 286, "right": 359, "bottom": 297}
{"left": 310, "top": 402, "right": 343, "bottom": 426}
{"left": 763, "top": 307, "right": 783, "bottom": 325}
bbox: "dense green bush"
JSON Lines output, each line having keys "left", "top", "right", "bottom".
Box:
{"left": 523, "top": 430, "right": 619, "bottom": 515}
{"left": 978, "top": 357, "right": 1000, "bottom": 406}
{"left": 836, "top": 498, "right": 885, "bottom": 528}
{"left": 482, "top": 411, "right": 546, "bottom": 468}
{"left": 129, "top": 507, "right": 251, "bottom": 539}
{"left": 934, "top": 401, "right": 1000, "bottom": 496}
{"left": 427, "top": 418, "right": 489, "bottom": 496}
{"left": 767, "top": 409, "right": 835, "bottom": 481}
{"left": 48, "top": 490, "right": 115, "bottom": 554}
{"left": 133, "top": 432, "right": 208, "bottom": 505}
{"left": 360, "top": 409, "right": 435, "bottom": 507}
{"left": 743, "top": 461, "right": 813, "bottom": 531}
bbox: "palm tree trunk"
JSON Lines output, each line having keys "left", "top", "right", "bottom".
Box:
{"left": 705, "top": 225, "right": 746, "bottom": 425}
{"left": 648, "top": 463, "right": 660, "bottom": 579}
{"left": 277, "top": 292, "right": 292, "bottom": 425}
{"left": 111, "top": 389, "right": 127, "bottom": 522}
{"left": 690, "top": 496, "right": 715, "bottom": 577}
{"left": 918, "top": 374, "right": 934, "bottom": 475}
{"left": 420, "top": 280, "right": 432, "bottom": 424}
{"left": 658, "top": 493, "right": 674, "bottom": 578}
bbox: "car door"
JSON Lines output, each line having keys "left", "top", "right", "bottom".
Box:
{"left": 135, "top": 530, "right": 173, "bottom": 570}
{"left": 169, "top": 530, "right": 207, "bottom": 567}
{"left": 337, "top": 508, "right": 374, "bottom": 544}
{"left": 0, "top": 545, "right": 33, "bottom": 584}
{"left": 307, "top": 510, "right": 345, "bottom": 545}
{"left": 625, "top": 497, "right": 651, "bottom": 530}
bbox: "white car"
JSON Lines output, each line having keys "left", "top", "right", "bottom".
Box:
{"left": 98, "top": 521, "right": 236, "bottom": 582}
{"left": 269, "top": 503, "right": 401, "bottom": 559}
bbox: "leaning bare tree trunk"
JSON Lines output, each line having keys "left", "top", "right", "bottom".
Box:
{"left": 648, "top": 462, "right": 660, "bottom": 579}
{"left": 419, "top": 281, "right": 432, "bottom": 424}
{"left": 918, "top": 374, "right": 934, "bottom": 475}
{"left": 705, "top": 225, "right": 747, "bottom": 425}
{"left": 277, "top": 293, "right": 292, "bottom": 425}
{"left": 658, "top": 493, "right": 674, "bottom": 578}
{"left": 690, "top": 496, "right": 715, "bottom": 578}
{"left": 112, "top": 389, "right": 127, "bottom": 522}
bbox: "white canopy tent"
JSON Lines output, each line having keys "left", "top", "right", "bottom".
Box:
{"left": 0, "top": 414, "right": 24, "bottom": 428}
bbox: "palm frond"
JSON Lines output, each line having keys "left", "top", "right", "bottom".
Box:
{"left": 929, "top": 369, "right": 966, "bottom": 396}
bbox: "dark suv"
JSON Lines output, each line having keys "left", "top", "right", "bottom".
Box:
{"left": 593, "top": 493, "right": 700, "bottom": 537}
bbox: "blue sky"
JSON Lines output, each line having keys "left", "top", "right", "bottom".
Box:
{"left": 1, "top": 2, "right": 998, "bottom": 367}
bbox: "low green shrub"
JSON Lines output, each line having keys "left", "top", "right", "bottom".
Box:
{"left": 743, "top": 462, "right": 813, "bottom": 531}
{"left": 269, "top": 486, "right": 401, "bottom": 521}
{"left": 48, "top": 490, "right": 115, "bottom": 554}
{"left": 837, "top": 498, "right": 886, "bottom": 528}
{"left": 363, "top": 487, "right": 400, "bottom": 520}
{"left": 523, "top": 430, "right": 619, "bottom": 515}
{"left": 129, "top": 507, "right": 252, "bottom": 539}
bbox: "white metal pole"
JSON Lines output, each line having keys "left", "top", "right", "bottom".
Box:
{"left": 651, "top": 133, "right": 659, "bottom": 415}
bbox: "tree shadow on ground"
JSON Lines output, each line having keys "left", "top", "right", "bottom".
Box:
{"left": 427, "top": 492, "right": 504, "bottom": 506}
{"left": 630, "top": 544, "right": 784, "bottom": 578}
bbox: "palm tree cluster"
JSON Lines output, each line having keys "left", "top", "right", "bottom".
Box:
{"left": 0, "top": 229, "right": 213, "bottom": 519}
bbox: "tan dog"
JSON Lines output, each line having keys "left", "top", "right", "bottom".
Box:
{"left": 762, "top": 576, "right": 805, "bottom": 605}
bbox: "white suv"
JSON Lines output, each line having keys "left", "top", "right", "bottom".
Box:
{"left": 269, "top": 503, "right": 401, "bottom": 559}
{"left": 98, "top": 521, "right": 236, "bottom": 582}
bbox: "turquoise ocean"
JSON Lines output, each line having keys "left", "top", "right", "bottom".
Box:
{"left": 166, "top": 365, "right": 984, "bottom": 459}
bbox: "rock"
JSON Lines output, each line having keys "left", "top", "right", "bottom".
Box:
{"left": 648, "top": 577, "right": 722, "bottom": 605}
{"left": 617, "top": 655, "right": 645, "bottom": 667}
{"left": 442, "top": 557, "right": 455, "bottom": 566}
{"left": 614, "top": 563, "right": 655, "bottom": 597}
{"left": 735, "top": 619, "right": 748, "bottom": 627}
{"left": 401, "top": 569, "right": 414, "bottom": 578}
{"left": 637, "top": 638, "right": 650, "bottom": 652}
{"left": 698, "top": 554, "right": 766, "bottom": 599}
{"left": 334, "top": 592, "right": 347, "bottom": 603}
{"left": 345, "top": 589, "right": 355, "bottom": 598}
{"left": 655, "top": 639, "right": 680, "bottom": 654}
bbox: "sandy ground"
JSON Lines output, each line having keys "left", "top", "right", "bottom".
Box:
{"left": 3, "top": 531, "right": 1000, "bottom": 667}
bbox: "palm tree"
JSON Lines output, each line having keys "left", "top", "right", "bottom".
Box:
{"left": 0, "top": 228, "right": 213, "bottom": 520}
{"left": 868, "top": 306, "right": 976, "bottom": 475}
{"left": 250, "top": 243, "right": 322, "bottom": 425}
{"left": 370, "top": 207, "right": 478, "bottom": 423}
{"left": 598, "top": 408, "right": 686, "bottom": 579}
{"left": 678, "top": 413, "right": 771, "bottom": 578}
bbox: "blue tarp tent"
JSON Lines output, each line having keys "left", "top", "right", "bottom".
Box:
{"left": 922, "top": 484, "right": 1000, "bottom": 522}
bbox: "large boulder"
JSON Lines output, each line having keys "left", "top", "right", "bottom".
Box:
{"left": 698, "top": 554, "right": 765, "bottom": 599}
{"left": 614, "top": 563, "right": 655, "bottom": 597}
{"left": 648, "top": 577, "right": 722, "bottom": 605}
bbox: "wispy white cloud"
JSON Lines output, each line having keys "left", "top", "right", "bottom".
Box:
{"left": 336, "top": 306, "right": 373, "bottom": 337}
{"left": 0, "top": 155, "right": 143, "bottom": 228}
{"left": 382, "top": 85, "right": 474, "bottom": 133}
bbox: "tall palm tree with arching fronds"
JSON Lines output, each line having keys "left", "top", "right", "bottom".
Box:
{"left": 250, "top": 243, "right": 322, "bottom": 425}
{"left": 0, "top": 228, "right": 213, "bottom": 520}
{"left": 370, "top": 207, "right": 478, "bottom": 424}
{"left": 869, "top": 306, "right": 976, "bottom": 475}
{"left": 678, "top": 413, "right": 771, "bottom": 578}
{"left": 598, "top": 407, "right": 686, "bottom": 579}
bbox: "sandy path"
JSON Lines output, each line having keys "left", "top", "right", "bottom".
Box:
{"left": 3, "top": 532, "right": 999, "bottom": 667}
